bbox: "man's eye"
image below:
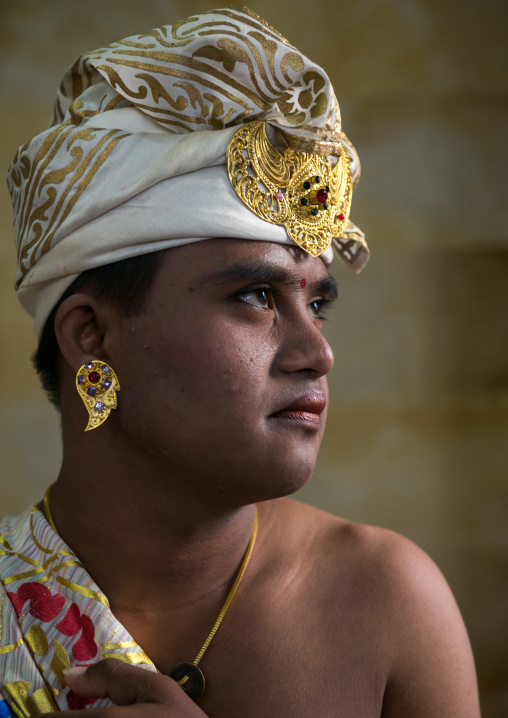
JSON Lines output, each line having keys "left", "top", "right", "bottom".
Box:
{"left": 238, "top": 288, "right": 271, "bottom": 309}
{"left": 308, "top": 299, "right": 328, "bottom": 319}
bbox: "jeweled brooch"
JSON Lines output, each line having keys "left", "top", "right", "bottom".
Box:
{"left": 227, "top": 120, "right": 352, "bottom": 257}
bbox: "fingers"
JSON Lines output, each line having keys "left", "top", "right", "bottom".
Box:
{"left": 64, "top": 660, "right": 166, "bottom": 705}
{"left": 62, "top": 659, "right": 208, "bottom": 715}
{"left": 56, "top": 707, "right": 168, "bottom": 718}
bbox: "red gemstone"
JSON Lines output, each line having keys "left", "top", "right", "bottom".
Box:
{"left": 88, "top": 371, "right": 101, "bottom": 383}
{"left": 316, "top": 189, "right": 328, "bottom": 204}
{"left": 337, "top": 213, "right": 345, "bottom": 221}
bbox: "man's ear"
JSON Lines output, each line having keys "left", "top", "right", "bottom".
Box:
{"left": 54, "top": 293, "right": 117, "bottom": 373}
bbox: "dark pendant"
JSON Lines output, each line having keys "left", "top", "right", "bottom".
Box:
{"left": 169, "top": 662, "right": 205, "bottom": 700}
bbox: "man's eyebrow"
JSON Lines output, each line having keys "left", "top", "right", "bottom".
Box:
{"left": 201, "top": 261, "right": 338, "bottom": 298}
{"left": 315, "top": 274, "right": 338, "bottom": 300}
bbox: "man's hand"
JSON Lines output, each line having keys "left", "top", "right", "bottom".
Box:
{"left": 55, "top": 660, "right": 210, "bottom": 716}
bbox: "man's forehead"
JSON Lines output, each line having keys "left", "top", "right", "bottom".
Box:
{"left": 194, "top": 240, "right": 334, "bottom": 286}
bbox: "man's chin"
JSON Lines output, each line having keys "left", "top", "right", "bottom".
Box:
{"left": 224, "top": 456, "right": 318, "bottom": 505}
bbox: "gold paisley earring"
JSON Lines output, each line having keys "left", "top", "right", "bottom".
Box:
{"left": 76, "top": 361, "right": 120, "bottom": 431}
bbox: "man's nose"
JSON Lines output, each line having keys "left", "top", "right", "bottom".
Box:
{"left": 275, "top": 316, "right": 334, "bottom": 378}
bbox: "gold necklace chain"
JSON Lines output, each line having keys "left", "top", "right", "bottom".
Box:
{"left": 43, "top": 484, "right": 58, "bottom": 533}
{"left": 43, "top": 483, "right": 258, "bottom": 700}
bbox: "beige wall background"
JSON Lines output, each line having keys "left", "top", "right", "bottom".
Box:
{"left": 1, "top": 0, "right": 507, "bottom": 714}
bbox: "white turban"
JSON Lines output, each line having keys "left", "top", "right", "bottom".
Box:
{"left": 7, "top": 6, "right": 369, "bottom": 339}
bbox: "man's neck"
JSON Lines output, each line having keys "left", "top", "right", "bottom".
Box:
{"left": 44, "top": 436, "right": 259, "bottom": 616}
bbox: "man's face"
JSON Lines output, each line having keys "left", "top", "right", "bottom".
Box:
{"left": 112, "top": 239, "right": 336, "bottom": 505}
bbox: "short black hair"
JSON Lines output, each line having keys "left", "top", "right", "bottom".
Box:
{"left": 32, "top": 251, "right": 165, "bottom": 409}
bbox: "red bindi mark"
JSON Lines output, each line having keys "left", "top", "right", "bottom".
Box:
{"left": 300, "top": 278, "right": 307, "bottom": 289}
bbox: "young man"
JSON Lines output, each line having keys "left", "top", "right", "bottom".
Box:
{"left": 3, "top": 7, "right": 480, "bottom": 717}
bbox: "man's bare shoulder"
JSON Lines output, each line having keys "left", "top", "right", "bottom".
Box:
{"left": 265, "top": 496, "right": 464, "bottom": 622}
{"left": 264, "top": 496, "right": 436, "bottom": 582}
{"left": 260, "top": 498, "right": 480, "bottom": 717}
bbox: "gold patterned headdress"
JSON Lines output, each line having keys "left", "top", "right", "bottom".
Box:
{"left": 7, "top": 6, "right": 369, "bottom": 339}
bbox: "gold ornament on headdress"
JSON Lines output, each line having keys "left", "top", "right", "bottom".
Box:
{"left": 76, "top": 360, "right": 120, "bottom": 431}
{"left": 227, "top": 120, "right": 352, "bottom": 257}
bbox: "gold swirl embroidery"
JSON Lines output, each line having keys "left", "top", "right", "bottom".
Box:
{"left": 0, "top": 637, "right": 24, "bottom": 655}
{"left": 0, "top": 535, "right": 13, "bottom": 551}
{"left": 51, "top": 638, "right": 71, "bottom": 687}
{"left": 218, "top": 7, "right": 291, "bottom": 45}
{"left": 17, "top": 130, "right": 127, "bottom": 282}
{"left": 15, "top": 123, "right": 75, "bottom": 257}
{"left": 102, "top": 640, "right": 138, "bottom": 649}
{"left": 25, "top": 625, "right": 48, "bottom": 656}
{"left": 52, "top": 96, "right": 65, "bottom": 125}
{"left": 94, "top": 65, "right": 149, "bottom": 101}
{"left": 304, "top": 70, "right": 326, "bottom": 93}
{"left": 103, "top": 651, "right": 153, "bottom": 665}
{"left": 107, "top": 58, "right": 259, "bottom": 119}
{"left": 277, "top": 70, "right": 328, "bottom": 125}
{"left": 0, "top": 593, "right": 4, "bottom": 644}
{"left": 37, "top": 131, "right": 127, "bottom": 261}
{"left": 247, "top": 31, "right": 286, "bottom": 92}
{"left": 2, "top": 553, "right": 64, "bottom": 585}
{"left": 128, "top": 77, "right": 239, "bottom": 128}
{"left": 137, "top": 74, "right": 191, "bottom": 111}
{"left": 0, "top": 551, "right": 37, "bottom": 567}
{"left": 104, "top": 53, "right": 269, "bottom": 111}
{"left": 203, "top": 93, "right": 236, "bottom": 129}
{"left": 173, "top": 80, "right": 206, "bottom": 115}
{"left": 0, "top": 525, "right": 39, "bottom": 567}
{"left": 194, "top": 34, "right": 281, "bottom": 101}
{"left": 5, "top": 681, "right": 58, "bottom": 716}
{"left": 28, "top": 509, "right": 54, "bottom": 555}
{"left": 25, "top": 188, "right": 57, "bottom": 231}
{"left": 39, "top": 560, "right": 84, "bottom": 581}
{"left": 9, "top": 156, "right": 31, "bottom": 188}
{"left": 280, "top": 51, "right": 305, "bottom": 83}
{"left": 332, "top": 235, "right": 369, "bottom": 270}
{"left": 135, "top": 16, "right": 214, "bottom": 48}
{"left": 114, "top": 27, "right": 309, "bottom": 117}
{"left": 55, "top": 577, "right": 109, "bottom": 606}
{"left": 70, "top": 57, "right": 95, "bottom": 106}
{"left": 311, "top": 92, "right": 328, "bottom": 119}
{"left": 103, "top": 93, "right": 127, "bottom": 114}
{"left": 49, "top": 56, "right": 96, "bottom": 127}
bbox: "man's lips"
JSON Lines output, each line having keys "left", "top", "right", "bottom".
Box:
{"left": 269, "top": 394, "right": 327, "bottom": 426}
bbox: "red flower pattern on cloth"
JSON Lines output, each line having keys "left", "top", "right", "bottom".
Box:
{"left": 7, "top": 582, "right": 65, "bottom": 622}
{"left": 0, "top": 507, "right": 147, "bottom": 714}
{"left": 67, "top": 691, "right": 98, "bottom": 710}
{"left": 56, "top": 603, "right": 98, "bottom": 661}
